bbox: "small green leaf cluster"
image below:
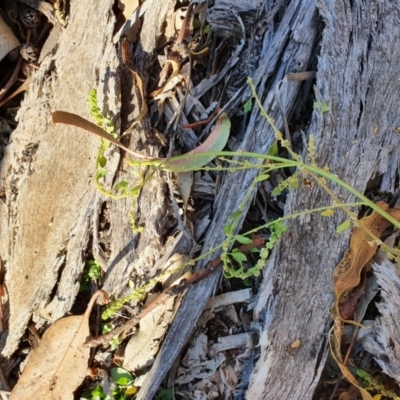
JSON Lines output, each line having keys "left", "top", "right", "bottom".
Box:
{"left": 313, "top": 101, "right": 330, "bottom": 113}
{"left": 83, "top": 368, "right": 136, "bottom": 400}
{"left": 88, "top": 89, "right": 115, "bottom": 135}
{"left": 272, "top": 173, "right": 299, "bottom": 196}
{"left": 88, "top": 89, "right": 147, "bottom": 203}
{"left": 80, "top": 260, "right": 102, "bottom": 292}
{"left": 222, "top": 221, "right": 287, "bottom": 280}
{"left": 101, "top": 285, "right": 147, "bottom": 320}
{"left": 353, "top": 367, "right": 399, "bottom": 399}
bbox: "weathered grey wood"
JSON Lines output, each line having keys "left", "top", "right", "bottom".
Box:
{"left": 0, "top": 0, "right": 119, "bottom": 356}
{"left": 137, "top": 1, "right": 320, "bottom": 398}
{"left": 248, "top": 1, "right": 400, "bottom": 398}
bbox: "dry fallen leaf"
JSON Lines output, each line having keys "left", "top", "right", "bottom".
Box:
{"left": 10, "top": 291, "right": 108, "bottom": 400}
{"left": 176, "top": 171, "right": 193, "bottom": 214}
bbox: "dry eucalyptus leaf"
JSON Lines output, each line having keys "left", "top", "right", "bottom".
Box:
{"left": 0, "top": 14, "right": 21, "bottom": 62}
{"left": 10, "top": 291, "right": 107, "bottom": 400}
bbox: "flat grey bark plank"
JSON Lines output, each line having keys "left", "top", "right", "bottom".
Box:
{"left": 0, "top": 0, "right": 118, "bottom": 356}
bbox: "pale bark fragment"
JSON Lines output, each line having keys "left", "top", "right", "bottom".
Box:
{"left": 0, "top": 0, "right": 119, "bottom": 357}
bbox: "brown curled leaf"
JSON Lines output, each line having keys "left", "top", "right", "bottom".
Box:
{"left": 121, "top": 41, "right": 148, "bottom": 128}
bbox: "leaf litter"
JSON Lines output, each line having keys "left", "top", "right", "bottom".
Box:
{"left": 10, "top": 291, "right": 108, "bottom": 400}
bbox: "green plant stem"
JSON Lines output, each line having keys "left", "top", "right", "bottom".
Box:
{"left": 103, "top": 200, "right": 366, "bottom": 318}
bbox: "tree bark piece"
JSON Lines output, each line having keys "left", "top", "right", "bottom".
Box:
{"left": 248, "top": 1, "right": 400, "bottom": 398}
{"left": 0, "top": 0, "right": 119, "bottom": 356}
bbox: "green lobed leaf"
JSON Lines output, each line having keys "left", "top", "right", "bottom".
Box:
{"left": 254, "top": 173, "right": 270, "bottom": 183}
{"left": 96, "top": 169, "right": 107, "bottom": 180}
{"left": 113, "top": 180, "right": 129, "bottom": 191}
{"left": 229, "top": 210, "right": 242, "bottom": 220}
{"left": 223, "top": 225, "right": 232, "bottom": 235}
{"left": 243, "top": 98, "right": 253, "bottom": 114}
{"left": 234, "top": 235, "right": 254, "bottom": 245}
{"left": 231, "top": 249, "right": 247, "bottom": 263}
{"left": 267, "top": 141, "right": 279, "bottom": 156}
{"left": 98, "top": 156, "right": 107, "bottom": 168}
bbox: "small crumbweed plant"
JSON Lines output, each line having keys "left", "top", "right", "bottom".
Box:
{"left": 77, "top": 80, "right": 400, "bottom": 320}
{"left": 80, "top": 259, "right": 102, "bottom": 292}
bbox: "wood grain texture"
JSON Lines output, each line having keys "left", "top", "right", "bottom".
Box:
{"left": 0, "top": 0, "right": 119, "bottom": 356}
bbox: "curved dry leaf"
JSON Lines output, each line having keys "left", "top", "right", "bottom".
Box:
{"left": 121, "top": 41, "right": 148, "bottom": 128}
{"left": 0, "top": 14, "right": 20, "bottom": 62}
{"left": 333, "top": 202, "right": 390, "bottom": 317}
{"left": 176, "top": 171, "right": 193, "bottom": 212}
{"left": 52, "top": 111, "right": 157, "bottom": 161}
{"left": 10, "top": 291, "right": 107, "bottom": 400}
{"left": 330, "top": 202, "right": 400, "bottom": 400}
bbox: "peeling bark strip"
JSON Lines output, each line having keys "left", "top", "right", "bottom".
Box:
{"left": 137, "top": 1, "right": 400, "bottom": 399}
